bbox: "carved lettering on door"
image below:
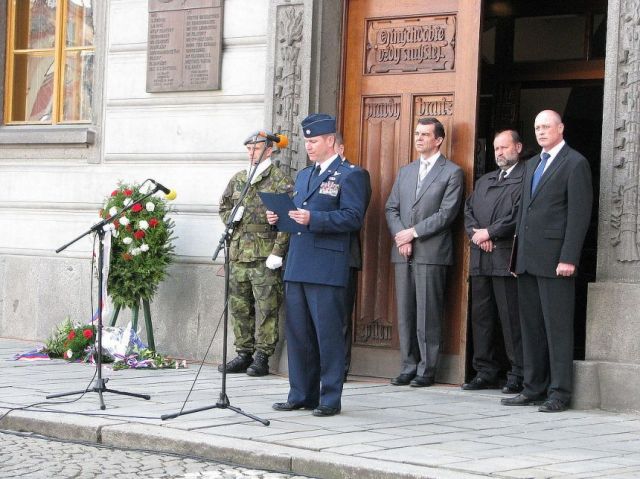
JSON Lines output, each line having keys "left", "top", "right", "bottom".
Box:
{"left": 365, "top": 15, "right": 456, "bottom": 75}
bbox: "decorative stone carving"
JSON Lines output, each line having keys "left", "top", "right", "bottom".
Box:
{"left": 365, "top": 15, "right": 456, "bottom": 75}
{"left": 610, "top": 0, "right": 640, "bottom": 262}
{"left": 271, "top": 6, "right": 304, "bottom": 176}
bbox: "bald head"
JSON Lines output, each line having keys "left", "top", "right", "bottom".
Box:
{"left": 534, "top": 110, "right": 564, "bottom": 151}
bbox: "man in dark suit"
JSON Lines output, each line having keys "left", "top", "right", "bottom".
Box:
{"left": 462, "top": 129, "right": 524, "bottom": 394}
{"left": 502, "top": 110, "right": 592, "bottom": 412}
{"left": 385, "top": 117, "right": 464, "bottom": 387}
{"left": 334, "top": 133, "right": 372, "bottom": 382}
{"left": 268, "top": 114, "right": 368, "bottom": 416}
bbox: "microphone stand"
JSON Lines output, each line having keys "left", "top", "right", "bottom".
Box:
{"left": 46, "top": 185, "right": 164, "bottom": 409}
{"left": 162, "top": 138, "right": 269, "bottom": 425}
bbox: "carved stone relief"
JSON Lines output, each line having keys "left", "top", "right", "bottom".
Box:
{"left": 271, "top": 5, "right": 304, "bottom": 176}
{"left": 365, "top": 15, "right": 456, "bottom": 75}
{"left": 610, "top": 0, "right": 640, "bottom": 262}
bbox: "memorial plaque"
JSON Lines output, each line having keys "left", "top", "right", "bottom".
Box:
{"left": 365, "top": 15, "right": 456, "bottom": 75}
{"left": 147, "top": 0, "right": 223, "bottom": 92}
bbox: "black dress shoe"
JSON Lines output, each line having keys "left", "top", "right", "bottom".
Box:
{"left": 461, "top": 376, "right": 498, "bottom": 390}
{"left": 538, "top": 399, "right": 568, "bottom": 413}
{"left": 312, "top": 405, "right": 340, "bottom": 417}
{"left": 390, "top": 374, "right": 415, "bottom": 386}
{"left": 409, "top": 376, "right": 434, "bottom": 387}
{"left": 502, "top": 380, "right": 524, "bottom": 394}
{"left": 272, "top": 402, "right": 310, "bottom": 411}
{"left": 501, "top": 394, "right": 545, "bottom": 406}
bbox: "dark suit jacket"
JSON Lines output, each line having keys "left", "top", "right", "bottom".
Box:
{"left": 342, "top": 161, "right": 371, "bottom": 269}
{"left": 465, "top": 161, "right": 524, "bottom": 276}
{"left": 385, "top": 154, "right": 464, "bottom": 265}
{"left": 515, "top": 144, "right": 592, "bottom": 277}
{"left": 284, "top": 156, "right": 368, "bottom": 287}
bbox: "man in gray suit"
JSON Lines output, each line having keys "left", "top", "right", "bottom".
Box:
{"left": 502, "top": 110, "right": 592, "bottom": 412}
{"left": 385, "top": 117, "right": 464, "bottom": 387}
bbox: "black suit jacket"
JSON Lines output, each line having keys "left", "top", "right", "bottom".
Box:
{"left": 465, "top": 161, "right": 524, "bottom": 276}
{"left": 514, "top": 143, "right": 592, "bottom": 277}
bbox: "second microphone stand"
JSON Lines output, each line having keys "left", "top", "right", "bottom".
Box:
{"left": 162, "top": 139, "right": 269, "bottom": 425}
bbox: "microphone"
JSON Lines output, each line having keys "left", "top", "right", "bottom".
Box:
{"left": 258, "top": 131, "right": 288, "bottom": 149}
{"left": 150, "top": 179, "right": 177, "bottom": 200}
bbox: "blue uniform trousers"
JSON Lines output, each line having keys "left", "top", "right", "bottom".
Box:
{"left": 285, "top": 281, "right": 345, "bottom": 410}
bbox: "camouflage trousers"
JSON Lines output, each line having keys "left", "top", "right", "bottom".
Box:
{"left": 229, "top": 260, "right": 282, "bottom": 356}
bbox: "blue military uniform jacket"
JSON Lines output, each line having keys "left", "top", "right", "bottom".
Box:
{"left": 283, "top": 155, "right": 368, "bottom": 287}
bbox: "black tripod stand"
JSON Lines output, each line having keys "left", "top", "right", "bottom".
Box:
{"left": 161, "top": 140, "right": 269, "bottom": 425}
{"left": 46, "top": 186, "right": 164, "bottom": 409}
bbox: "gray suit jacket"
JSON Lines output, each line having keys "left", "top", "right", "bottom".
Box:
{"left": 385, "top": 154, "right": 464, "bottom": 265}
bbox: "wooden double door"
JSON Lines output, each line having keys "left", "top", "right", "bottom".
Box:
{"left": 341, "top": 0, "right": 482, "bottom": 383}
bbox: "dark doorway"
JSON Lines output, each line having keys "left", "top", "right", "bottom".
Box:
{"left": 469, "top": 0, "right": 607, "bottom": 380}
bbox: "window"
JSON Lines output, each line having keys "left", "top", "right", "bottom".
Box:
{"left": 4, "top": 0, "right": 94, "bottom": 124}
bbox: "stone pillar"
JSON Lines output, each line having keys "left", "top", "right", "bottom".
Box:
{"left": 574, "top": 0, "right": 640, "bottom": 413}
{"left": 264, "top": 0, "right": 343, "bottom": 176}
{"left": 263, "top": 0, "right": 344, "bottom": 373}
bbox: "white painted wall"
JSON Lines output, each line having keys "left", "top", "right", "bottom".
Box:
{"left": 0, "top": 0, "right": 271, "bottom": 358}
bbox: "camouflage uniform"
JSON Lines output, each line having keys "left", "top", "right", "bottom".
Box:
{"left": 219, "top": 161, "right": 293, "bottom": 356}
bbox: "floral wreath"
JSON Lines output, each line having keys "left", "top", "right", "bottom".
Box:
{"left": 100, "top": 182, "right": 175, "bottom": 308}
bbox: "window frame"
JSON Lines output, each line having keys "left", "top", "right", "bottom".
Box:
{"left": 4, "top": 0, "right": 96, "bottom": 126}
{"left": 0, "top": 0, "right": 105, "bottom": 151}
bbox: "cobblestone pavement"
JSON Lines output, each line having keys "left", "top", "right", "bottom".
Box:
{"left": 0, "top": 430, "right": 313, "bottom": 479}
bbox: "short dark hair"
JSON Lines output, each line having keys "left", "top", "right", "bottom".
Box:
{"left": 417, "top": 117, "right": 445, "bottom": 140}
{"left": 494, "top": 128, "right": 522, "bottom": 144}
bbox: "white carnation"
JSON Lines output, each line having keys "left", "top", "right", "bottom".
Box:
{"left": 131, "top": 247, "right": 141, "bottom": 256}
{"left": 123, "top": 198, "right": 133, "bottom": 207}
{"left": 140, "top": 244, "right": 150, "bottom": 252}
{"left": 146, "top": 202, "right": 155, "bottom": 212}
{"left": 138, "top": 220, "right": 149, "bottom": 230}
{"left": 109, "top": 206, "right": 117, "bottom": 216}
{"left": 122, "top": 237, "right": 133, "bottom": 245}
{"left": 120, "top": 217, "right": 130, "bottom": 226}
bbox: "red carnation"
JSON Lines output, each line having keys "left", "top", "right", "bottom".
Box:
{"left": 134, "top": 230, "right": 146, "bottom": 240}
{"left": 123, "top": 189, "right": 133, "bottom": 196}
{"left": 67, "top": 330, "right": 76, "bottom": 340}
{"left": 122, "top": 253, "right": 133, "bottom": 261}
{"left": 126, "top": 224, "right": 132, "bottom": 231}
{"left": 131, "top": 203, "right": 143, "bottom": 213}
{"left": 111, "top": 190, "right": 118, "bottom": 197}
{"left": 114, "top": 220, "right": 120, "bottom": 229}
{"left": 83, "top": 329, "right": 93, "bottom": 339}
{"left": 149, "top": 218, "right": 159, "bottom": 228}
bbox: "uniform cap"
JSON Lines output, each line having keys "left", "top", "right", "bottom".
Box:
{"left": 301, "top": 114, "right": 336, "bottom": 138}
{"left": 243, "top": 130, "right": 272, "bottom": 146}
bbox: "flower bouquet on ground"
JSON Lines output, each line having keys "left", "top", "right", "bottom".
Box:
{"left": 100, "top": 182, "right": 175, "bottom": 309}
{"left": 44, "top": 317, "right": 111, "bottom": 363}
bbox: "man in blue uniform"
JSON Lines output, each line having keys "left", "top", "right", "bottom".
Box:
{"left": 268, "top": 114, "right": 368, "bottom": 416}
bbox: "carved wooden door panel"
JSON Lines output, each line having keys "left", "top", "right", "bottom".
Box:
{"left": 342, "top": 0, "right": 481, "bottom": 383}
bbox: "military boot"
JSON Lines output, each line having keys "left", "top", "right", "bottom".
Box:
{"left": 246, "top": 351, "right": 269, "bottom": 377}
{"left": 217, "top": 352, "right": 252, "bottom": 373}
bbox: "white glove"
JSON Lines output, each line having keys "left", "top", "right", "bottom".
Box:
{"left": 265, "top": 254, "right": 283, "bottom": 270}
{"left": 233, "top": 206, "right": 244, "bottom": 222}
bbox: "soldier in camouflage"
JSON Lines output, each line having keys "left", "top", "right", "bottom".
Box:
{"left": 218, "top": 130, "right": 293, "bottom": 376}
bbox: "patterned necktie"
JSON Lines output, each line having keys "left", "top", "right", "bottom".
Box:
{"left": 498, "top": 170, "right": 506, "bottom": 182}
{"left": 531, "top": 152, "right": 551, "bottom": 193}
